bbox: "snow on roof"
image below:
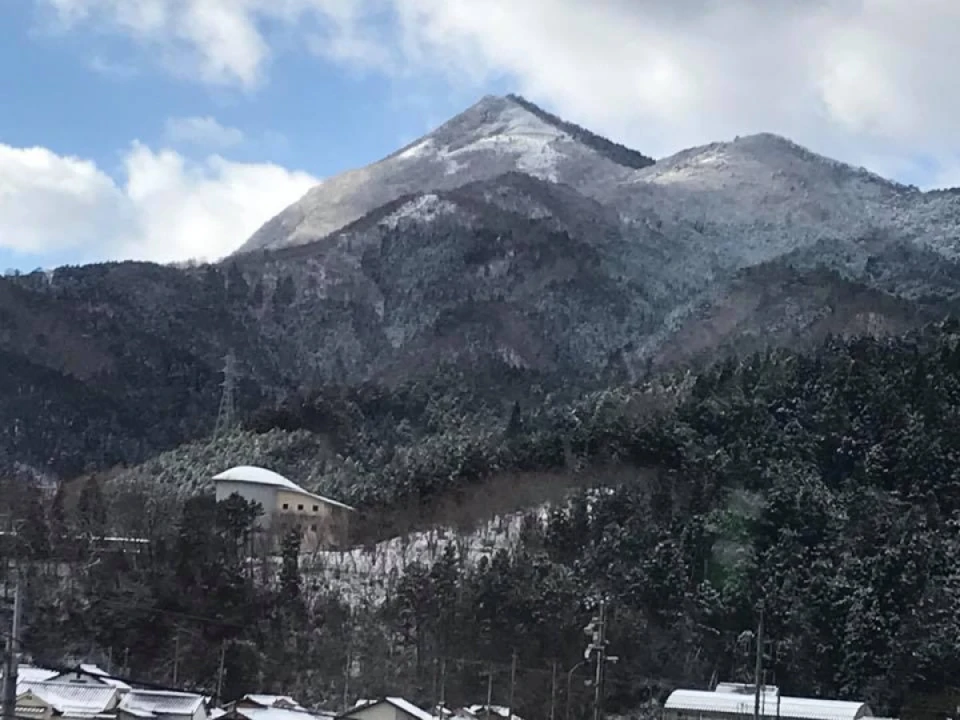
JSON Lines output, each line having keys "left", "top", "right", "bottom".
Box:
{"left": 78, "top": 664, "right": 132, "bottom": 690}
{"left": 664, "top": 690, "right": 872, "bottom": 720}
{"left": 233, "top": 707, "right": 317, "bottom": 720}
{"left": 120, "top": 689, "right": 206, "bottom": 716}
{"left": 241, "top": 696, "right": 304, "bottom": 710}
{"left": 467, "top": 706, "right": 521, "bottom": 720}
{"left": 19, "top": 681, "right": 119, "bottom": 716}
{"left": 213, "top": 466, "right": 355, "bottom": 511}
{"left": 15, "top": 666, "right": 59, "bottom": 686}
{"left": 348, "top": 698, "right": 433, "bottom": 720}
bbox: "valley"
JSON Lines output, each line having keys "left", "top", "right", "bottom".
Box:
{"left": 3, "top": 93, "right": 960, "bottom": 719}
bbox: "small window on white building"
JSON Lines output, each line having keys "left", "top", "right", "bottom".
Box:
{"left": 313, "top": 504, "right": 319, "bottom": 511}
{"left": 297, "top": 504, "right": 304, "bottom": 510}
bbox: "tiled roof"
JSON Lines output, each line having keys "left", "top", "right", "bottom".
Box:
{"left": 120, "top": 689, "right": 205, "bottom": 716}
{"left": 19, "top": 681, "right": 119, "bottom": 716}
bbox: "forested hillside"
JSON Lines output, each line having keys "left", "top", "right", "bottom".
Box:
{"left": 9, "top": 321, "right": 960, "bottom": 719}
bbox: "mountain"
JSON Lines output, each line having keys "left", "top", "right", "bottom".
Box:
{"left": 6, "top": 94, "right": 960, "bottom": 479}
{"left": 236, "top": 94, "right": 653, "bottom": 254}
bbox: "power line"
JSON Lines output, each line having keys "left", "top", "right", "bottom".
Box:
{"left": 214, "top": 352, "right": 238, "bottom": 440}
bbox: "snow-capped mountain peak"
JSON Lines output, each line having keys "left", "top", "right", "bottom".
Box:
{"left": 235, "top": 95, "right": 651, "bottom": 254}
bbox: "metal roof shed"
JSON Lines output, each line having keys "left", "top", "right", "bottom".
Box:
{"left": 664, "top": 690, "right": 873, "bottom": 720}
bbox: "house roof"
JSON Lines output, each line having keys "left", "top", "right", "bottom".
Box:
{"left": 241, "top": 695, "right": 304, "bottom": 710}
{"left": 664, "top": 690, "right": 872, "bottom": 720}
{"left": 19, "top": 681, "right": 119, "bottom": 716}
{"left": 346, "top": 697, "right": 433, "bottom": 720}
{"left": 119, "top": 689, "right": 206, "bottom": 717}
{"left": 213, "top": 466, "right": 355, "bottom": 511}
{"left": 74, "top": 664, "right": 132, "bottom": 690}
{"left": 232, "top": 707, "right": 317, "bottom": 720}
{"left": 15, "top": 666, "right": 60, "bottom": 689}
{"left": 467, "top": 706, "right": 522, "bottom": 720}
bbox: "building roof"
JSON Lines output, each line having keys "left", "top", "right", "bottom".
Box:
{"left": 76, "top": 664, "right": 132, "bottom": 690}
{"left": 19, "top": 681, "right": 119, "bottom": 716}
{"left": 213, "top": 466, "right": 355, "bottom": 511}
{"left": 240, "top": 696, "right": 304, "bottom": 710}
{"left": 232, "top": 707, "right": 317, "bottom": 720}
{"left": 15, "top": 665, "right": 60, "bottom": 688}
{"left": 346, "top": 697, "right": 433, "bottom": 720}
{"left": 119, "top": 689, "right": 206, "bottom": 717}
{"left": 664, "top": 690, "right": 872, "bottom": 720}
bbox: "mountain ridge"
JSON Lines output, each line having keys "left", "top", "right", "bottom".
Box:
{"left": 6, "top": 94, "right": 960, "bottom": 479}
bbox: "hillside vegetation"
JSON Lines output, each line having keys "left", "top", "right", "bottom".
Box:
{"left": 8, "top": 322, "right": 960, "bottom": 719}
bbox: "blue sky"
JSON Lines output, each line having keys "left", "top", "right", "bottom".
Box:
{"left": 1, "top": 0, "right": 958, "bottom": 271}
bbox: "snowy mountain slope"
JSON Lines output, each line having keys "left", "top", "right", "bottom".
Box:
{"left": 603, "top": 133, "right": 960, "bottom": 267}
{"left": 236, "top": 95, "right": 652, "bottom": 254}
{"left": 236, "top": 172, "right": 712, "bottom": 381}
{"left": 647, "top": 262, "right": 947, "bottom": 372}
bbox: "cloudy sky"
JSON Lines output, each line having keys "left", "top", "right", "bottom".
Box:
{"left": 1, "top": 0, "right": 957, "bottom": 271}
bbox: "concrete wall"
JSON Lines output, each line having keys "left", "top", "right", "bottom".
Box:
{"left": 215, "top": 481, "right": 279, "bottom": 526}
{"left": 347, "top": 703, "right": 404, "bottom": 720}
{"left": 214, "top": 482, "right": 352, "bottom": 548}
{"left": 273, "top": 489, "right": 352, "bottom": 550}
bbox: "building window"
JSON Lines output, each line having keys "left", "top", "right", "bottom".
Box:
{"left": 313, "top": 505, "right": 319, "bottom": 512}
{"left": 297, "top": 504, "right": 304, "bottom": 510}
{"left": 282, "top": 503, "right": 289, "bottom": 510}
{"left": 310, "top": 524, "right": 317, "bottom": 531}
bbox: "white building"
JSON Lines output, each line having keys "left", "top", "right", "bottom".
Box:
{"left": 118, "top": 689, "right": 208, "bottom": 720}
{"left": 664, "top": 686, "right": 873, "bottom": 720}
{"left": 16, "top": 681, "right": 119, "bottom": 720}
{"left": 213, "top": 466, "right": 355, "bottom": 549}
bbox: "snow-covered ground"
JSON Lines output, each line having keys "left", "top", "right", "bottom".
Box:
{"left": 301, "top": 507, "right": 550, "bottom": 606}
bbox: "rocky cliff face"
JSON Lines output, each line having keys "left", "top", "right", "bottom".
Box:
{"left": 5, "top": 95, "right": 960, "bottom": 478}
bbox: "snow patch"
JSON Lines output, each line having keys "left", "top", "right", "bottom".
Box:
{"left": 397, "top": 138, "right": 435, "bottom": 160}
{"left": 380, "top": 194, "right": 459, "bottom": 230}
{"left": 302, "top": 507, "right": 551, "bottom": 607}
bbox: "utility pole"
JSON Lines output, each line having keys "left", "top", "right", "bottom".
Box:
{"left": 753, "top": 609, "right": 764, "bottom": 720}
{"left": 584, "top": 599, "right": 618, "bottom": 720}
{"left": 172, "top": 628, "right": 181, "bottom": 685}
{"left": 591, "top": 601, "right": 606, "bottom": 720}
{"left": 439, "top": 658, "right": 447, "bottom": 709}
{"left": 484, "top": 666, "right": 494, "bottom": 719}
{"left": 507, "top": 651, "right": 518, "bottom": 720}
{"left": 215, "top": 641, "right": 226, "bottom": 706}
{"left": 2, "top": 577, "right": 21, "bottom": 720}
{"left": 549, "top": 660, "right": 558, "bottom": 720}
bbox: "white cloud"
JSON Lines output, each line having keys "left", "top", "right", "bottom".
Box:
{"left": 40, "top": 0, "right": 395, "bottom": 88}
{"left": 36, "top": 0, "right": 960, "bottom": 187}
{"left": 165, "top": 116, "right": 245, "bottom": 148}
{"left": 0, "top": 141, "right": 317, "bottom": 264}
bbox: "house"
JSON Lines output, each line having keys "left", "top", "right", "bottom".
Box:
{"left": 467, "top": 706, "right": 523, "bottom": 720}
{"left": 213, "top": 466, "right": 355, "bottom": 549}
{"left": 217, "top": 694, "right": 323, "bottom": 720}
{"left": 47, "top": 665, "right": 132, "bottom": 693}
{"left": 663, "top": 685, "right": 873, "bottom": 720}
{"left": 16, "top": 681, "right": 119, "bottom": 720}
{"left": 118, "top": 689, "right": 208, "bottom": 720}
{"left": 341, "top": 697, "right": 435, "bottom": 720}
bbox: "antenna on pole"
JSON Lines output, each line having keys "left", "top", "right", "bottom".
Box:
{"left": 213, "top": 352, "right": 238, "bottom": 440}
